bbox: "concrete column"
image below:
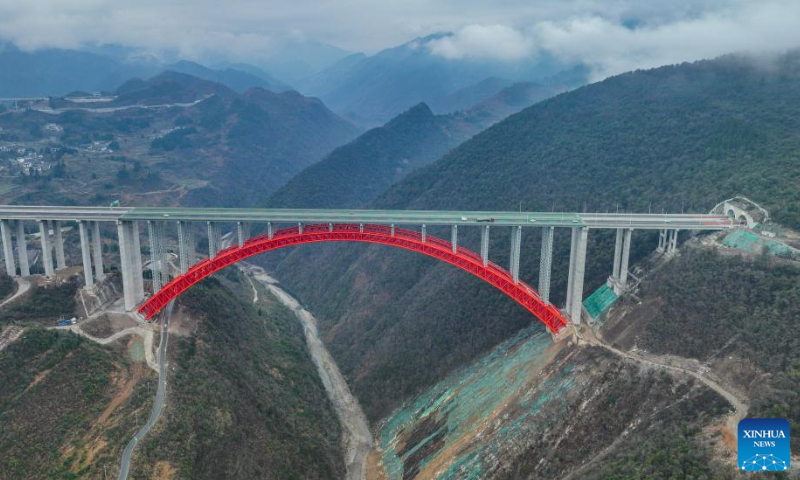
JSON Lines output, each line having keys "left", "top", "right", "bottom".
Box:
{"left": 53, "top": 220, "right": 66, "bottom": 270}
{"left": 1, "top": 220, "right": 16, "bottom": 276}
{"left": 148, "top": 221, "right": 162, "bottom": 292}
{"left": 131, "top": 222, "right": 144, "bottom": 301}
{"left": 38, "top": 220, "right": 54, "bottom": 278}
{"left": 538, "top": 226, "right": 554, "bottom": 303}
{"left": 565, "top": 227, "right": 579, "bottom": 313}
{"left": 451, "top": 225, "right": 458, "bottom": 253}
{"left": 421, "top": 224, "right": 426, "bottom": 243}
{"left": 188, "top": 222, "right": 196, "bottom": 268}
{"left": 619, "top": 228, "right": 632, "bottom": 289}
{"left": 78, "top": 221, "right": 94, "bottom": 290}
{"left": 480, "top": 225, "right": 490, "bottom": 267}
{"left": 390, "top": 224, "right": 395, "bottom": 236}
{"left": 116, "top": 221, "right": 136, "bottom": 311}
{"left": 569, "top": 227, "right": 589, "bottom": 324}
{"left": 207, "top": 222, "right": 217, "bottom": 259}
{"left": 612, "top": 228, "right": 624, "bottom": 280}
{"left": 177, "top": 221, "right": 189, "bottom": 274}
{"left": 237, "top": 222, "right": 245, "bottom": 248}
{"left": 298, "top": 222, "right": 304, "bottom": 235}
{"left": 359, "top": 223, "right": 364, "bottom": 233}
{"left": 657, "top": 229, "right": 667, "bottom": 253}
{"left": 16, "top": 221, "right": 29, "bottom": 277}
{"left": 509, "top": 226, "right": 522, "bottom": 284}
{"left": 91, "top": 221, "right": 104, "bottom": 281}
{"left": 668, "top": 229, "right": 679, "bottom": 254}
{"left": 267, "top": 222, "right": 273, "bottom": 239}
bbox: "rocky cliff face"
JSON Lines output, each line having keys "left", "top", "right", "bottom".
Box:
{"left": 368, "top": 327, "right": 731, "bottom": 480}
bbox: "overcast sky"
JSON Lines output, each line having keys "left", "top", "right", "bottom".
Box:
{"left": 1, "top": 0, "right": 799, "bottom": 78}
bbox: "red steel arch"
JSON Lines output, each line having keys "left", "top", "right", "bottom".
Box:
{"left": 138, "top": 223, "right": 567, "bottom": 333}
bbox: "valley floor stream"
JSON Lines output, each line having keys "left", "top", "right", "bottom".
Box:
{"left": 242, "top": 264, "right": 373, "bottom": 480}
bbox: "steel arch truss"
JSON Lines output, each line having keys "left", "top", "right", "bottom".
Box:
{"left": 138, "top": 223, "right": 568, "bottom": 332}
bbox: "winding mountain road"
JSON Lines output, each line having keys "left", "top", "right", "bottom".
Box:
{"left": 0, "top": 277, "right": 31, "bottom": 308}
{"left": 116, "top": 301, "right": 173, "bottom": 480}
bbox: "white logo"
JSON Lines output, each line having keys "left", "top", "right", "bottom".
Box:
{"left": 741, "top": 454, "right": 788, "bottom": 471}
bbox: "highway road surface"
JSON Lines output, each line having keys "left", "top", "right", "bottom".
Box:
{"left": 116, "top": 301, "right": 173, "bottom": 480}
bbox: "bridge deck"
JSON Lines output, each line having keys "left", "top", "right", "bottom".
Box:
{"left": 0, "top": 205, "right": 733, "bottom": 230}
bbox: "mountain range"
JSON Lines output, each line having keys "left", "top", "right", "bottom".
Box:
{"left": 0, "top": 43, "right": 291, "bottom": 97}
{"left": 295, "top": 33, "right": 581, "bottom": 126}
{"left": 270, "top": 50, "right": 800, "bottom": 421}
{"left": 266, "top": 75, "right": 568, "bottom": 211}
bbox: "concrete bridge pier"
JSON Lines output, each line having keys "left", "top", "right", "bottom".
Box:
{"left": 91, "top": 221, "right": 104, "bottom": 281}
{"left": 132, "top": 222, "right": 145, "bottom": 301}
{"left": 618, "top": 229, "right": 632, "bottom": 291}
{"left": 538, "top": 226, "right": 554, "bottom": 303}
{"left": 565, "top": 227, "right": 579, "bottom": 315}
{"left": 16, "top": 221, "right": 30, "bottom": 277}
{"left": 177, "top": 221, "right": 190, "bottom": 274}
{"left": 612, "top": 229, "right": 624, "bottom": 279}
{"left": 117, "top": 221, "right": 137, "bottom": 310}
{"left": 480, "top": 225, "right": 490, "bottom": 267}
{"left": 610, "top": 228, "right": 633, "bottom": 294}
{"left": 237, "top": 222, "right": 245, "bottom": 248}
{"left": 38, "top": 220, "right": 54, "bottom": 278}
{"left": 657, "top": 229, "right": 667, "bottom": 253}
{"left": 1, "top": 219, "right": 16, "bottom": 276}
{"left": 207, "top": 221, "right": 218, "bottom": 259}
{"left": 451, "top": 225, "right": 458, "bottom": 253}
{"left": 78, "top": 221, "right": 94, "bottom": 290}
{"left": 568, "top": 227, "right": 589, "bottom": 324}
{"left": 53, "top": 220, "right": 66, "bottom": 270}
{"left": 666, "top": 229, "right": 679, "bottom": 256}
{"left": 148, "top": 221, "right": 165, "bottom": 292}
{"left": 509, "top": 226, "right": 522, "bottom": 284}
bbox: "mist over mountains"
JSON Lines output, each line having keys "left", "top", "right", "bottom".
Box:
{"left": 0, "top": 34, "right": 587, "bottom": 128}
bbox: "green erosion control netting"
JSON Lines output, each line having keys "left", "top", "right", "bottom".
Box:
{"left": 377, "top": 328, "right": 577, "bottom": 480}
{"left": 722, "top": 229, "right": 795, "bottom": 257}
{"left": 583, "top": 284, "right": 619, "bottom": 319}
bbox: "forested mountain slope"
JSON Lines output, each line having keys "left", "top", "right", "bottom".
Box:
{"left": 266, "top": 103, "right": 465, "bottom": 209}
{"left": 133, "top": 272, "right": 344, "bottom": 479}
{"left": 267, "top": 80, "right": 569, "bottom": 210}
{"left": 272, "top": 51, "right": 800, "bottom": 421}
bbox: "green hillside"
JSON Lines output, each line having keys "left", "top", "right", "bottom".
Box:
{"left": 0, "top": 329, "right": 156, "bottom": 479}
{"left": 273, "top": 51, "right": 800, "bottom": 421}
{"left": 266, "top": 103, "right": 474, "bottom": 209}
{"left": 132, "top": 272, "right": 345, "bottom": 480}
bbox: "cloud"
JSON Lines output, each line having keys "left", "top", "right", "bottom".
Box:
{"left": 532, "top": 1, "right": 800, "bottom": 80}
{"left": 427, "top": 25, "right": 535, "bottom": 61}
{"left": 1, "top": 0, "right": 800, "bottom": 79}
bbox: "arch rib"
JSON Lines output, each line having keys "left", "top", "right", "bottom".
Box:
{"left": 138, "top": 223, "right": 568, "bottom": 333}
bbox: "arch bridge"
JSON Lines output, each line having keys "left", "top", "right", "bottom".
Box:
{"left": 0, "top": 206, "right": 734, "bottom": 333}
